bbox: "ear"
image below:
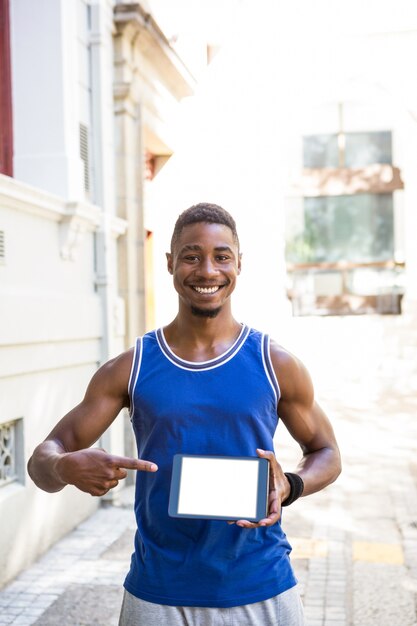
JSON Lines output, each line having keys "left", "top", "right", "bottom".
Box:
{"left": 237, "top": 252, "right": 242, "bottom": 275}
{"left": 166, "top": 252, "right": 173, "bottom": 275}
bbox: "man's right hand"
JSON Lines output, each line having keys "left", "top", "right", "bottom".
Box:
{"left": 56, "top": 448, "right": 158, "bottom": 496}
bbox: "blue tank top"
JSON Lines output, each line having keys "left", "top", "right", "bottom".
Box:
{"left": 123, "top": 325, "right": 297, "bottom": 607}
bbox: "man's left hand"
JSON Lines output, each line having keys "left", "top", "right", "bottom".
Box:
{"left": 229, "top": 448, "right": 290, "bottom": 529}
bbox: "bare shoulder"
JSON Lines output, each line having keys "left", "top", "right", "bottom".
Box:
{"left": 101, "top": 347, "right": 134, "bottom": 377}
{"left": 86, "top": 347, "right": 135, "bottom": 403}
{"left": 268, "top": 338, "right": 314, "bottom": 403}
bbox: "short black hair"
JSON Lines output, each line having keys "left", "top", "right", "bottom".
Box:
{"left": 170, "top": 202, "right": 239, "bottom": 252}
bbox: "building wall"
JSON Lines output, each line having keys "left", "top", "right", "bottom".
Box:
{"left": 147, "top": 0, "right": 417, "bottom": 372}
{"left": 0, "top": 0, "right": 122, "bottom": 587}
{"left": 113, "top": 1, "right": 196, "bottom": 344}
{"left": 0, "top": 175, "right": 102, "bottom": 586}
{"left": 1, "top": 0, "right": 200, "bottom": 587}
{"left": 273, "top": 3, "right": 417, "bottom": 320}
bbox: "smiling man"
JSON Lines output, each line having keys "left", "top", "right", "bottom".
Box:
{"left": 28, "top": 202, "right": 341, "bottom": 626}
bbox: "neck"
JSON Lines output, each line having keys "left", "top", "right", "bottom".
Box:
{"left": 163, "top": 307, "right": 242, "bottom": 361}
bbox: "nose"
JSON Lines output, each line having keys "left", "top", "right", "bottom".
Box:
{"left": 195, "top": 256, "right": 218, "bottom": 278}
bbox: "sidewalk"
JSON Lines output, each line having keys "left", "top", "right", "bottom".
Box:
{"left": 1, "top": 384, "right": 417, "bottom": 626}
{"left": 0, "top": 494, "right": 135, "bottom": 626}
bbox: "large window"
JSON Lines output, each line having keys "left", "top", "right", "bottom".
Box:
{"left": 286, "top": 193, "right": 394, "bottom": 264}
{"left": 285, "top": 126, "right": 403, "bottom": 315}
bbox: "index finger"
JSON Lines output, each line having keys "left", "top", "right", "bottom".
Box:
{"left": 109, "top": 455, "right": 158, "bottom": 472}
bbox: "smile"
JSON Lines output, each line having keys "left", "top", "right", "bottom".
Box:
{"left": 192, "top": 286, "right": 221, "bottom": 294}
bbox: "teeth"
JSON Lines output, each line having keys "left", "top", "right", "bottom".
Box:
{"left": 193, "top": 286, "right": 220, "bottom": 294}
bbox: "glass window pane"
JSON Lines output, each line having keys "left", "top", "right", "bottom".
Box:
{"left": 303, "top": 134, "right": 339, "bottom": 168}
{"left": 285, "top": 193, "right": 394, "bottom": 264}
{"left": 345, "top": 131, "right": 392, "bottom": 167}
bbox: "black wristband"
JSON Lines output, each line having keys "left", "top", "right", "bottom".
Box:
{"left": 281, "top": 472, "right": 304, "bottom": 507}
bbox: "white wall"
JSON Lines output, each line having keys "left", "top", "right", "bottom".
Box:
{"left": 0, "top": 175, "right": 102, "bottom": 587}
{"left": 0, "top": 0, "right": 126, "bottom": 587}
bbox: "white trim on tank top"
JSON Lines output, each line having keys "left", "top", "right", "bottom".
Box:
{"left": 155, "top": 324, "right": 250, "bottom": 371}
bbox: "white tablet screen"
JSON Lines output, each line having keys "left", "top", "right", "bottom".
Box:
{"left": 177, "top": 456, "right": 259, "bottom": 519}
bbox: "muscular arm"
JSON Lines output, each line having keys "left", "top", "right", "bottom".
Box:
{"left": 232, "top": 341, "right": 341, "bottom": 530}
{"left": 271, "top": 340, "right": 341, "bottom": 496}
{"left": 27, "top": 350, "right": 157, "bottom": 496}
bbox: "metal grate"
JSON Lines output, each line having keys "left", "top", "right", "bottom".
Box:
{"left": 79, "top": 123, "right": 90, "bottom": 193}
{"left": 0, "top": 230, "right": 5, "bottom": 262}
{"left": 0, "top": 420, "right": 17, "bottom": 487}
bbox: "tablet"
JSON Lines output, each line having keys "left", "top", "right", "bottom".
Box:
{"left": 168, "top": 454, "right": 269, "bottom": 521}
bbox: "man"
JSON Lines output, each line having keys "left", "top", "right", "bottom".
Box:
{"left": 28, "top": 202, "right": 341, "bottom": 625}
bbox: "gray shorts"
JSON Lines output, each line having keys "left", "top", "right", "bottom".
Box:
{"left": 118, "top": 586, "right": 306, "bottom": 626}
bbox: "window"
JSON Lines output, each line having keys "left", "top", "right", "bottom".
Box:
{"left": 303, "top": 131, "right": 392, "bottom": 168}
{"left": 303, "top": 134, "right": 339, "bottom": 168}
{"left": 286, "top": 193, "right": 394, "bottom": 264}
{"left": 286, "top": 124, "right": 403, "bottom": 316}
{"left": 0, "top": 419, "right": 23, "bottom": 487}
{"left": 345, "top": 132, "right": 392, "bottom": 167}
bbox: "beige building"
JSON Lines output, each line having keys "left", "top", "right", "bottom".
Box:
{"left": 276, "top": 1, "right": 417, "bottom": 395}
{"left": 0, "top": 0, "right": 208, "bottom": 587}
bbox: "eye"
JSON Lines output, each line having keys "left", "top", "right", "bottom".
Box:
{"left": 216, "top": 255, "right": 230, "bottom": 262}
{"left": 183, "top": 255, "right": 199, "bottom": 262}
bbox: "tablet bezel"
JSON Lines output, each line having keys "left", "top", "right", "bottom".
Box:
{"left": 168, "top": 454, "right": 270, "bottom": 522}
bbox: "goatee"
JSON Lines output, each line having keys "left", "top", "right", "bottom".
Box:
{"left": 191, "top": 305, "right": 222, "bottom": 318}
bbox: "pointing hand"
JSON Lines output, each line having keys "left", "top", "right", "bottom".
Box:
{"left": 56, "top": 448, "right": 158, "bottom": 496}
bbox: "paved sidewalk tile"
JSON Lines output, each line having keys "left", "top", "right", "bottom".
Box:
{"left": 277, "top": 383, "right": 417, "bottom": 626}
{"left": 0, "top": 506, "right": 135, "bottom": 626}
